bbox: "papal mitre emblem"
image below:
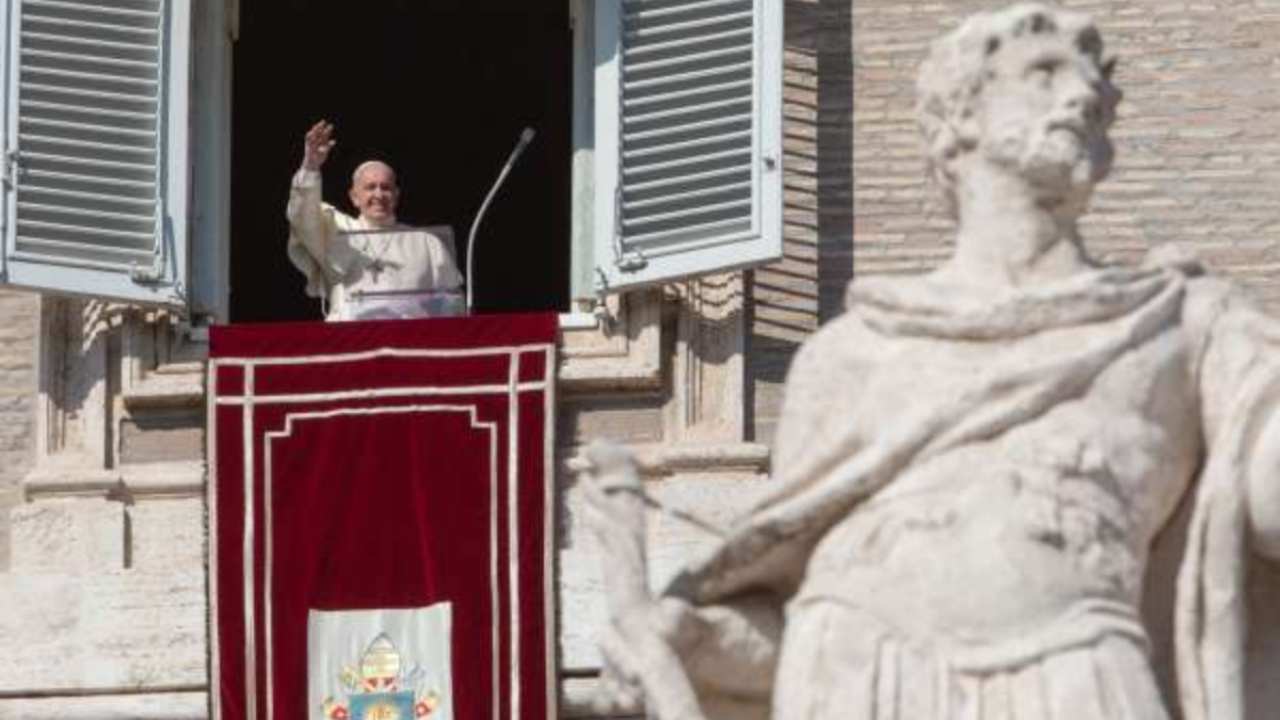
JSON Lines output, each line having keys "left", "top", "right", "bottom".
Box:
{"left": 321, "top": 633, "right": 441, "bottom": 720}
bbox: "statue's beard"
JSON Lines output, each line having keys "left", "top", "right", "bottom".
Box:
{"left": 985, "top": 122, "right": 1113, "bottom": 200}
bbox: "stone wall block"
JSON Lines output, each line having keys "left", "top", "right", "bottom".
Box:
{"left": 126, "top": 498, "right": 205, "bottom": 572}
{"left": 0, "top": 290, "right": 39, "bottom": 571}
{"left": 0, "top": 571, "right": 206, "bottom": 693}
{"left": 9, "top": 499, "right": 126, "bottom": 573}
{"left": 0, "top": 693, "right": 207, "bottom": 720}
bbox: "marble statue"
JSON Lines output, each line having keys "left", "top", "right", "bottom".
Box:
{"left": 579, "top": 4, "right": 1280, "bottom": 719}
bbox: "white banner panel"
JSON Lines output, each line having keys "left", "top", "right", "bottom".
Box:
{"left": 307, "top": 603, "right": 454, "bottom": 720}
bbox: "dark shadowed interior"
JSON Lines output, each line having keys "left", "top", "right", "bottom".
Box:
{"left": 230, "top": 1, "right": 572, "bottom": 322}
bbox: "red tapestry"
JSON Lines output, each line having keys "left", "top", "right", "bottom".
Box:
{"left": 208, "top": 314, "right": 558, "bottom": 720}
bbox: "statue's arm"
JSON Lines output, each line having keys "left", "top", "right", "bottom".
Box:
{"left": 589, "top": 596, "right": 779, "bottom": 718}
{"left": 665, "top": 594, "right": 782, "bottom": 704}
{"left": 1248, "top": 407, "right": 1280, "bottom": 561}
{"left": 772, "top": 322, "right": 853, "bottom": 475}
{"left": 1192, "top": 279, "right": 1280, "bottom": 561}
{"left": 580, "top": 443, "right": 780, "bottom": 718}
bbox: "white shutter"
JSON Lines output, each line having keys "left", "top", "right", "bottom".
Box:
{"left": 593, "top": 0, "right": 782, "bottom": 293}
{"left": 0, "top": 0, "right": 191, "bottom": 306}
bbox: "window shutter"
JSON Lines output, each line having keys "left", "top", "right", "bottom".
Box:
{"left": 0, "top": 0, "right": 191, "bottom": 306}
{"left": 592, "top": 0, "right": 782, "bottom": 293}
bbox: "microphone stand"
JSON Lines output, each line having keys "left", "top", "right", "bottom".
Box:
{"left": 466, "top": 127, "right": 536, "bottom": 315}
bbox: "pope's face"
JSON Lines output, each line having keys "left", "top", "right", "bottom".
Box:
{"left": 349, "top": 164, "right": 399, "bottom": 226}
{"left": 978, "top": 35, "right": 1118, "bottom": 200}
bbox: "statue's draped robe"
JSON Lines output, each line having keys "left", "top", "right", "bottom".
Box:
{"left": 661, "top": 260, "right": 1280, "bottom": 720}
{"left": 286, "top": 169, "right": 464, "bottom": 321}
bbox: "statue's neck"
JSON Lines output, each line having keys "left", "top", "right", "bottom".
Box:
{"left": 943, "top": 165, "right": 1094, "bottom": 289}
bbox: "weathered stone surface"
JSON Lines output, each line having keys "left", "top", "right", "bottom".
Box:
{"left": 558, "top": 397, "right": 665, "bottom": 448}
{"left": 0, "top": 571, "right": 206, "bottom": 693}
{"left": 0, "top": 290, "right": 39, "bottom": 571}
{"left": 118, "top": 411, "right": 205, "bottom": 465}
{"left": 126, "top": 498, "right": 205, "bottom": 572}
{"left": 9, "top": 499, "right": 125, "bottom": 574}
{"left": 0, "top": 692, "right": 207, "bottom": 720}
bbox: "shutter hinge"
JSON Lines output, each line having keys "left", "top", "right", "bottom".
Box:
{"left": 615, "top": 252, "right": 647, "bottom": 272}
{"left": 130, "top": 261, "right": 166, "bottom": 284}
{"left": 591, "top": 269, "right": 619, "bottom": 333}
{"left": 1, "top": 151, "right": 18, "bottom": 190}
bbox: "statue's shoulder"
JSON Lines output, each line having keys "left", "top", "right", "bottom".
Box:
{"left": 800, "top": 304, "right": 879, "bottom": 355}
{"left": 781, "top": 305, "right": 885, "bottom": 396}
{"left": 1182, "top": 273, "right": 1237, "bottom": 317}
{"left": 1140, "top": 244, "right": 1263, "bottom": 345}
{"left": 792, "top": 271, "right": 962, "bottom": 373}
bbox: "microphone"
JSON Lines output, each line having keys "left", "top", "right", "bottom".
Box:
{"left": 516, "top": 127, "right": 536, "bottom": 153}
{"left": 466, "top": 127, "right": 537, "bottom": 314}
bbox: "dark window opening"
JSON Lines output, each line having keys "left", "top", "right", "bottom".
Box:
{"left": 230, "top": 1, "right": 572, "bottom": 323}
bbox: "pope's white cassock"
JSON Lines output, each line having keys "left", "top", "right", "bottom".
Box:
{"left": 286, "top": 169, "right": 465, "bottom": 322}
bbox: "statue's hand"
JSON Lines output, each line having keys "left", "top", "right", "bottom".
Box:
{"left": 580, "top": 441, "right": 650, "bottom": 612}
{"left": 302, "top": 120, "right": 337, "bottom": 171}
{"left": 578, "top": 442, "right": 709, "bottom": 719}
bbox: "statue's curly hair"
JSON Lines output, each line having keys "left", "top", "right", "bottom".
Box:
{"left": 915, "top": 3, "right": 1113, "bottom": 217}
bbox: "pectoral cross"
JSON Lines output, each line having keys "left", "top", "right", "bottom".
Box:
{"left": 368, "top": 258, "right": 387, "bottom": 283}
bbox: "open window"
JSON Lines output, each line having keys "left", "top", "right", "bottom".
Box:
{"left": 228, "top": 3, "right": 573, "bottom": 323}
{"left": 0, "top": 0, "right": 784, "bottom": 321}
{"left": 0, "top": 0, "right": 191, "bottom": 306}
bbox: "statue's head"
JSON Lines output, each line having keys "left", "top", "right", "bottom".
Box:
{"left": 916, "top": 3, "right": 1121, "bottom": 218}
{"left": 349, "top": 160, "right": 400, "bottom": 227}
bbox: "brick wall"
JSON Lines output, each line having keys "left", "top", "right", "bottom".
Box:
{"left": 0, "top": 290, "right": 38, "bottom": 571}
{"left": 851, "top": 0, "right": 1280, "bottom": 299}
{"left": 753, "top": 0, "right": 1280, "bottom": 442}
{"left": 750, "top": 0, "right": 854, "bottom": 445}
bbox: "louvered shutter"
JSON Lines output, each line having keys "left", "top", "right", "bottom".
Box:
{"left": 0, "top": 0, "right": 191, "bottom": 306}
{"left": 592, "top": 0, "right": 782, "bottom": 293}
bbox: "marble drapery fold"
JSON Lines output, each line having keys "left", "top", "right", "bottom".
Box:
{"left": 647, "top": 258, "right": 1280, "bottom": 719}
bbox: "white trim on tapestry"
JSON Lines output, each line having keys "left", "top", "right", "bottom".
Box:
{"left": 541, "top": 345, "right": 558, "bottom": 718}
{"left": 488, "top": 400, "right": 501, "bottom": 716}
{"left": 207, "top": 361, "right": 223, "bottom": 720}
{"left": 262, "top": 405, "right": 500, "bottom": 720}
{"left": 212, "top": 343, "right": 552, "bottom": 366}
{"left": 213, "top": 381, "right": 548, "bottom": 407}
{"left": 507, "top": 352, "right": 521, "bottom": 720}
{"left": 242, "top": 366, "right": 257, "bottom": 720}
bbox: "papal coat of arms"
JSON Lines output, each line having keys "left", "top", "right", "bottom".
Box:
{"left": 320, "top": 634, "right": 442, "bottom": 720}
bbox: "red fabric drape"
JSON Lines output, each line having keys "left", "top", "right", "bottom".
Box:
{"left": 209, "top": 314, "right": 558, "bottom": 720}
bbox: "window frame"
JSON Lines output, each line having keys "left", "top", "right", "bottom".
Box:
{"left": 588, "top": 0, "right": 784, "bottom": 295}
{"left": 0, "top": 0, "right": 9, "bottom": 279}
{"left": 1, "top": 0, "right": 777, "bottom": 344}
